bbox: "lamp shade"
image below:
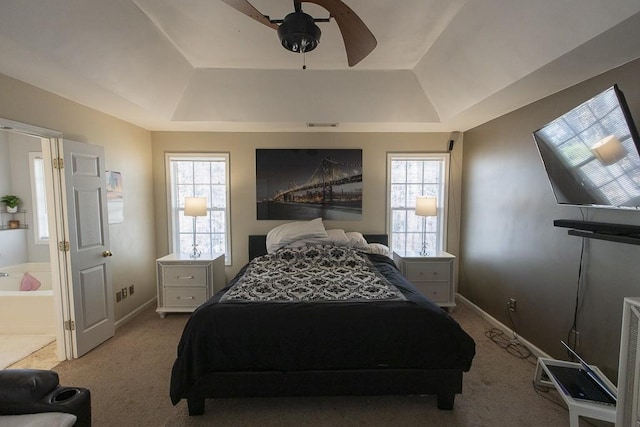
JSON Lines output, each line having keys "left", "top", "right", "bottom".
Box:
{"left": 415, "top": 197, "right": 437, "bottom": 217}
{"left": 184, "top": 197, "right": 207, "bottom": 217}
{"left": 591, "top": 135, "right": 627, "bottom": 165}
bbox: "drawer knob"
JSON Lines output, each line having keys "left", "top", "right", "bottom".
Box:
{"left": 177, "top": 296, "right": 195, "bottom": 300}
{"left": 177, "top": 275, "right": 194, "bottom": 280}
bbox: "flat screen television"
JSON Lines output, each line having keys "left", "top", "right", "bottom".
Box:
{"left": 533, "top": 84, "right": 640, "bottom": 209}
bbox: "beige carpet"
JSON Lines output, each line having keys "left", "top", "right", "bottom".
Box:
{"left": 0, "top": 334, "right": 55, "bottom": 369}
{"left": 50, "top": 302, "right": 576, "bottom": 426}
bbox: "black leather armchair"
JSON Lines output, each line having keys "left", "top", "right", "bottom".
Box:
{"left": 0, "top": 369, "right": 91, "bottom": 426}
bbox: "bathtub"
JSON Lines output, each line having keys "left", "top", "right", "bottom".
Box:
{"left": 0, "top": 262, "right": 55, "bottom": 335}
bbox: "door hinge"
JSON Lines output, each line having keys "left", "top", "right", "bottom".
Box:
{"left": 53, "top": 157, "right": 64, "bottom": 169}
{"left": 58, "top": 241, "right": 70, "bottom": 252}
{"left": 64, "top": 320, "right": 75, "bottom": 331}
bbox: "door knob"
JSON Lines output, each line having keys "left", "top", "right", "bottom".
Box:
{"left": 102, "top": 250, "right": 113, "bottom": 257}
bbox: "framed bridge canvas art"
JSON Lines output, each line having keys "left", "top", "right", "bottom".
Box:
{"left": 256, "top": 149, "right": 363, "bottom": 220}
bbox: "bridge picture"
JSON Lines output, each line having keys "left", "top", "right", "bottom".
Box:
{"left": 256, "top": 149, "right": 363, "bottom": 220}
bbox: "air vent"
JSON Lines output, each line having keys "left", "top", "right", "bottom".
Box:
{"left": 307, "top": 122, "right": 339, "bottom": 128}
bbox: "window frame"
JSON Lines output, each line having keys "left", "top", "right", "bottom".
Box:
{"left": 165, "top": 152, "right": 231, "bottom": 265}
{"left": 386, "top": 153, "right": 449, "bottom": 255}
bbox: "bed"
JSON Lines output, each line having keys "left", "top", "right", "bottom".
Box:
{"left": 170, "top": 229, "right": 475, "bottom": 415}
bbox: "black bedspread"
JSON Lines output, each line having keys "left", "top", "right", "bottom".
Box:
{"left": 170, "top": 253, "right": 475, "bottom": 405}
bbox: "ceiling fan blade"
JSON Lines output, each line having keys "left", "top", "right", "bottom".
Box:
{"left": 298, "top": 0, "right": 377, "bottom": 66}
{"left": 221, "top": 0, "right": 279, "bottom": 30}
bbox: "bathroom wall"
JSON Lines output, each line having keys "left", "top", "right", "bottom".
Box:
{"left": 0, "top": 131, "right": 49, "bottom": 265}
{"left": 6, "top": 132, "right": 49, "bottom": 262}
{"left": 0, "top": 132, "right": 28, "bottom": 267}
{"left": 0, "top": 231, "right": 27, "bottom": 268}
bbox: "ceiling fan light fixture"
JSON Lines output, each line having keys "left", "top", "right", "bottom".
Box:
{"left": 277, "top": 11, "right": 321, "bottom": 53}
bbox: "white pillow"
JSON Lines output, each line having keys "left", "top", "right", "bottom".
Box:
{"left": 325, "top": 229, "right": 350, "bottom": 246}
{"left": 365, "top": 243, "right": 391, "bottom": 258}
{"left": 345, "top": 231, "right": 369, "bottom": 249}
{"left": 287, "top": 228, "right": 351, "bottom": 248}
{"left": 266, "top": 218, "right": 327, "bottom": 253}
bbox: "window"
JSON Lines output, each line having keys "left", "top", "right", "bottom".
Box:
{"left": 29, "top": 152, "right": 49, "bottom": 244}
{"left": 387, "top": 154, "right": 448, "bottom": 254}
{"left": 166, "top": 153, "right": 231, "bottom": 264}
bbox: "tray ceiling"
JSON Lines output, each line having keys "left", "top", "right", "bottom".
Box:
{"left": 0, "top": 0, "right": 639, "bottom": 132}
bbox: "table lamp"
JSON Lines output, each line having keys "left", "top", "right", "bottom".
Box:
{"left": 415, "top": 196, "right": 437, "bottom": 256}
{"left": 184, "top": 197, "right": 207, "bottom": 258}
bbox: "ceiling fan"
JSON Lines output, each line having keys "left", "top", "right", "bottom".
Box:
{"left": 221, "top": 0, "right": 377, "bottom": 66}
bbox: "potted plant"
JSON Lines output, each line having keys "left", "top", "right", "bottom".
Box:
{"left": 1, "top": 194, "right": 20, "bottom": 213}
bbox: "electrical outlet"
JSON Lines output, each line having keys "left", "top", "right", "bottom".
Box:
{"left": 508, "top": 298, "right": 517, "bottom": 312}
{"left": 122, "top": 287, "right": 127, "bottom": 298}
{"left": 116, "top": 291, "right": 122, "bottom": 302}
{"left": 129, "top": 285, "right": 134, "bottom": 296}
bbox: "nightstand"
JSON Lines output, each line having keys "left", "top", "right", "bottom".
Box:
{"left": 156, "top": 253, "right": 225, "bottom": 318}
{"left": 392, "top": 250, "right": 456, "bottom": 310}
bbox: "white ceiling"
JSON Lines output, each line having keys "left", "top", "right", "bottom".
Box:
{"left": 1, "top": 0, "right": 640, "bottom": 132}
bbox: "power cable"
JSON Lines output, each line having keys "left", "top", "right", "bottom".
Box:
{"left": 567, "top": 208, "right": 587, "bottom": 359}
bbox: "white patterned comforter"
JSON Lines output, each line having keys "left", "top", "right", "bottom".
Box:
{"left": 219, "top": 245, "right": 406, "bottom": 303}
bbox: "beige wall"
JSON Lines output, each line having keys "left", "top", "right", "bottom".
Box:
{"left": 4, "top": 132, "right": 49, "bottom": 262}
{"left": 151, "top": 131, "right": 464, "bottom": 280}
{"left": 0, "top": 70, "right": 465, "bottom": 320}
{"left": 461, "top": 57, "right": 640, "bottom": 380}
{"left": 0, "top": 73, "right": 156, "bottom": 321}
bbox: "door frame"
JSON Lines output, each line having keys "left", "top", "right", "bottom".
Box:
{"left": 0, "top": 118, "right": 73, "bottom": 361}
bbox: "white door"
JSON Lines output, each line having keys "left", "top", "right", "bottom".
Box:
{"left": 62, "top": 139, "right": 114, "bottom": 357}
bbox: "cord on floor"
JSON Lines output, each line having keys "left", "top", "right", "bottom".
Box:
{"left": 484, "top": 307, "right": 535, "bottom": 364}
{"left": 484, "top": 327, "right": 533, "bottom": 360}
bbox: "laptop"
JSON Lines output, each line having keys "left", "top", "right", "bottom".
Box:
{"left": 544, "top": 341, "right": 617, "bottom": 406}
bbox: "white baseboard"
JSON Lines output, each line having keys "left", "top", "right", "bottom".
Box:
{"left": 115, "top": 297, "right": 157, "bottom": 330}
{"left": 456, "top": 293, "right": 551, "bottom": 359}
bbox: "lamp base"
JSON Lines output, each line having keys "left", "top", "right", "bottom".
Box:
{"left": 190, "top": 246, "right": 201, "bottom": 259}
{"left": 420, "top": 240, "right": 429, "bottom": 257}
{"left": 190, "top": 220, "right": 200, "bottom": 258}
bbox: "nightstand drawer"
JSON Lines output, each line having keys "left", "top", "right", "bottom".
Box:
{"left": 162, "top": 266, "right": 207, "bottom": 286}
{"left": 405, "top": 262, "right": 451, "bottom": 282}
{"left": 164, "top": 287, "right": 207, "bottom": 307}
{"left": 414, "top": 283, "right": 450, "bottom": 302}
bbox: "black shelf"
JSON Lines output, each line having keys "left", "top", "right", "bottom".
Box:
{"left": 554, "top": 219, "right": 640, "bottom": 245}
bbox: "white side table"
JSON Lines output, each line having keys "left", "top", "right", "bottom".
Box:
{"left": 534, "top": 358, "right": 616, "bottom": 427}
{"left": 156, "top": 253, "right": 225, "bottom": 318}
{"left": 392, "top": 250, "right": 456, "bottom": 310}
